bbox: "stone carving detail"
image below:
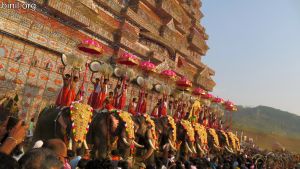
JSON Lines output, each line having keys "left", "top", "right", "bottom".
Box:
{"left": 139, "top": 38, "right": 170, "bottom": 60}
{"left": 195, "top": 67, "right": 216, "bottom": 91}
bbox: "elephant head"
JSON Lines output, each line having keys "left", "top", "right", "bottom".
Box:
{"left": 207, "top": 128, "right": 221, "bottom": 153}
{"left": 217, "top": 130, "right": 234, "bottom": 154}
{"left": 227, "top": 131, "right": 240, "bottom": 152}
{"left": 133, "top": 114, "right": 158, "bottom": 163}
{"left": 193, "top": 123, "right": 208, "bottom": 156}
{"left": 33, "top": 106, "right": 71, "bottom": 142}
{"left": 33, "top": 104, "right": 92, "bottom": 155}
{"left": 154, "top": 116, "right": 177, "bottom": 160}
{"left": 176, "top": 120, "right": 196, "bottom": 161}
{"left": 87, "top": 110, "right": 139, "bottom": 159}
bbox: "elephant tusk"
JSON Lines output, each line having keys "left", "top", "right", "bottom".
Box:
{"left": 83, "top": 140, "right": 89, "bottom": 150}
{"left": 133, "top": 140, "right": 144, "bottom": 148}
{"left": 191, "top": 144, "right": 197, "bottom": 154}
{"left": 122, "top": 137, "right": 131, "bottom": 147}
{"left": 168, "top": 139, "right": 177, "bottom": 151}
{"left": 149, "top": 139, "right": 156, "bottom": 150}
{"left": 213, "top": 144, "right": 220, "bottom": 150}
{"left": 163, "top": 144, "right": 168, "bottom": 150}
{"left": 68, "top": 138, "right": 72, "bottom": 150}
{"left": 185, "top": 142, "right": 193, "bottom": 154}
{"left": 197, "top": 143, "right": 205, "bottom": 155}
{"left": 225, "top": 146, "right": 234, "bottom": 154}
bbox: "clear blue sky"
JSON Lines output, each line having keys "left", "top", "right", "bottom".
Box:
{"left": 201, "top": 0, "right": 300, "bottom": 115}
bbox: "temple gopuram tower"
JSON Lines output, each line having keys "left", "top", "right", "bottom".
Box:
{"left": 0, "top": 0, "right": 215, "bottom": 119}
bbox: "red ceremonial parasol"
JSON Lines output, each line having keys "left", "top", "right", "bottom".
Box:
{"left": 202, "top": 93, "right": 213, "bottom": 100}
{"left": 140, "top": 61, "right": 156, "bottom": 72}
{"left": 193, "top": 87, "right": 206, "bottom": 95}
{"left": 117, "top": 52, "right": 140, "bottom": 66}
{"left": 161, "top": 69, "right": 177, "bottom": 80}
{"left": 78, "top": 39, "right": 103, "bottom": 55}
{"left": 212, "top": 97, "right": 224, "bottom": 104}
{"left": 176, "top": 76, "right": 192, "bottom": 88}
{"left": 224, "top": 100, "right": 235, "bottom": 110}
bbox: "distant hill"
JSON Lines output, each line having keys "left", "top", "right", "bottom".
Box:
{"left": 227, "top": 105, "right": 300, "bottom": 152}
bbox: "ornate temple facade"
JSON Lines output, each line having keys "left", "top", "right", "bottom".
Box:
{"left": 0, "top": 0, "right": 215, "bottom": 120}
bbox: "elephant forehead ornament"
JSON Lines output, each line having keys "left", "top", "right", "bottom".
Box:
{"left": 181, "top": 120, "right": 195, "bottom": 142}
{"left": 193, "top": 123, "right": 207, "bottom": 145}
{"left": 208, "top": 128, "right": 220, "bottom": 148}
{"left": 144, "top": 114, "right": 157, "bottom": 140}
{"left": 220, "top": 130, "right": 230, "bottom": 146}
{"left": 167, "top": 115, "right": 177, "bottom": 142}
{"left": 227, "top": 132, "right": 240, "bottom": 151}
{"left": 70, "top": 102, "right": 93, "bottom": 142}
{"left": 119, "top": 111, "right": 135, "bottom": 139}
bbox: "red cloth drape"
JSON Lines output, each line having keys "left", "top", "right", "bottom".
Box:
{"left": 55, "top": 86, "right": 70, "bottom": 106}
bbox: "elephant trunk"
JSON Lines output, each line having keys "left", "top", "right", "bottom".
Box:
{"left": 141, "top": 147, "right": 154, "bottom": 160}
{"left": 149, "top": 139, "right": 156, "bottom": 150}
{"left": 197, "top": 143, "right": 205, "bottom": 155}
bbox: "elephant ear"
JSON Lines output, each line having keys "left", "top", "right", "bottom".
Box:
{"left": 14, "top": 94, "right": 19, "bottom": 102}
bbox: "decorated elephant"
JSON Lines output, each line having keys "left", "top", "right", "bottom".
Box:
{"left": 216, "top": 130, "right": 234, "bottom": 153}
{"left": 153, "top": 116, "right": 178, "bottom": 163}
{"left": 227, "top": 131, "right": 240, "bottom": 152}
{"left": 176, "top": 120, "right": 197, "bottom": 161}
{"left": 86, "top": 110, "right": 143, "bottom": 160}
{"left": 133, "top": 114, "right": 158, "bottom": 164}
{"left": 193, "top": 123, "right": 208, "bottom": 156}
{"left": 206, "top": 128, "right": 221, "bottom": 153}
{"left": 33, "top": 102, "right": 93, "bottom": 152}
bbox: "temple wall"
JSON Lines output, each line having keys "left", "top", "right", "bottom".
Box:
{"left": 0, "top": 0, "right": 215, "bottom": 119}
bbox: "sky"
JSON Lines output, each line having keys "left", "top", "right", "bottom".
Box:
{"left": 201, "top": 0, "right": 300, "bottom": 115}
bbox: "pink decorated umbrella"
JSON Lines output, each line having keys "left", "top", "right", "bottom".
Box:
{"left": 202, "top": 93, "right": 214, "bottom": 100}
{"left": 116, "top": 52, "right": 140, "bottom": 66}
{"left": 212, "top": 97, "right": 224, "bottom": 104}
{"left": 161, "top": 70, "right": 177, "bottom": 80}
{"left": 193, "top": 87, "right": 206, "bottom": 95}
{"left": 176, "top": 76, "right": 192, "bottom": 88}
{"left": 140, "top": 61, "right": 156, "bottom": 72}
{"left": 224, "top": 100, "right": 234, "bottom": 109}
{"left": 78, "top": 39, "right": 103, "bottom": 55}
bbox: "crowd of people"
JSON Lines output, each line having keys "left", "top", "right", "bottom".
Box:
{"left": 0, "top": 110, "right": 299, "bottom": 169}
